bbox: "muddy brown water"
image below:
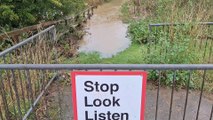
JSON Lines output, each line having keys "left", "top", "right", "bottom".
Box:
{"left": 78, "top": 0, "right": 131, "bottom": 58}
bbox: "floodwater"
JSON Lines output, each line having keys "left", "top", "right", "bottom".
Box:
{"left": 78, "top": 0, "right": 131, "bottom": 58}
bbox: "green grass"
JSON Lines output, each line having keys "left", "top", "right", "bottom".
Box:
{"left": 63, "top": 43, "right": 147, "bottom": 64}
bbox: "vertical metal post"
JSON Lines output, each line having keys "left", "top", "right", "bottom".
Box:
{"left": 155, "top": 71, "right": 161, "bottom": 120}
{"left": 87, "top": 9, "right": 91, "bottom": 19}
{"left": 0, "top": 72, "right": 10, "bottom": 120}
{"left": 57, "top": 80, "right": 63, "bottom": 120}
{"left": 3, "top": 55, "right": 17, "bottom": 120}
{"left": 210, "top": 105, "right": 213, "bottom": 120}
{"left": 208, "top": 40, "right": 212, "bottom": 63}
{"left": 203, "top": 39, "right": 208, "bottom": 61}
{"left": 25, "top": 70, "right": 36, "bottom": 119}
{"left": 196, "top": 70, "right": 206, "bottom": 120}
{"left": 11, "top": 69, "right": 22, "bottom": 119}
{"left": 18, "top": 70, "right": 27, "bottom": 113}
{"left": 183, "top": 70, "right": 192, "bottom": 120}
{"left": 168, "top": 71, "right": 176, "bottom": 120}
{"left": 52, "top": 26, "right": 57, "bottom": 41}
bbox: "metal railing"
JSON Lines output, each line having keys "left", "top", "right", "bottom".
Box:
{"left": 0, "top": 64, "right": 212, "bottom": 120}
{"left": 0, "top": 6, "right": 96, "bottom": 41}
{"left": 0, "top": 6, "right": 98, "bottom": 119}
{"left": 0, "top": 26, "right": 58, "bottom": 120}
{"left": 0, "top": 17, "right": 212, "bottom": 120}
{"left": 149, "top": 22, "right": 213, "bottom": 30}
{"left": 144, "top": 22, "right": 213, "bottom": 64}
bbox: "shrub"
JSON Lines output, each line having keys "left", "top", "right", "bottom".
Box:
{"left": 128, "top": 20, "right": 151, "bottom": 44}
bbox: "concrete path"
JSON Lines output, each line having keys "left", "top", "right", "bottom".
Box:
{"left": 48, "top": 81, "right": 213, "bottom": 120}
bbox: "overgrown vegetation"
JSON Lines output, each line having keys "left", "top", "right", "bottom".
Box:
{"left": 124, "top": 0, "right": 213, "bottom": 89}
{"left": 0, "top": 34, "right": 56, "bottom": 119}
{"left": 0, "top": 1, "right": 109, "bottom": 119}
{"left": 0, "top": 0, "right": 212, "bottom": 119}
{"left": 0, "top": 0, "right": 85, "bottom": 32}
{"left": 69, "top": 0, "right": 213, "bottom": 91}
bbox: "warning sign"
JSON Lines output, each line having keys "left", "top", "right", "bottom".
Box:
{"left": 71, "top": 71, "right": 147, "bottom": 120}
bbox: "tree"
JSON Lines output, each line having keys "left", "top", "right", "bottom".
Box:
{"left": 0, "top": 0, "right": 85, "bottom": 32}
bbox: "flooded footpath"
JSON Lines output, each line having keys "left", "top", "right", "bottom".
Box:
{"left": 78, "top": 0, "right": 131, "bottom": 58}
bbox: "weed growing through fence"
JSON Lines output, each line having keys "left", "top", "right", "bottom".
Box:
{"left": 123, "top": 0, "right": 212, "bottom": 90}
{"left": 0, "top": 36, "right": 56, "bottom": 119}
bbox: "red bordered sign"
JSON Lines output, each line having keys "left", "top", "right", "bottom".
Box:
{"left": 71, "top": 71, "right": 147, "bottom": 120}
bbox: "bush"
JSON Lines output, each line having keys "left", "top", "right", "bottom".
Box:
{"left": 0, "top": 0, "right": 86, "bottom": 31}
{"left": 128, "top": 20, "right": 151, "bottom": 44}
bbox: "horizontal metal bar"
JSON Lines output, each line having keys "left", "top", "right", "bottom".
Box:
{"left": 149, "top": 22, "right": 213, "bottom": 27}
{"left": 0, "top": 25, "right": 55, "bottom": 57}
{"left": 0, "top": 64, "right": 212, "bottom": 70}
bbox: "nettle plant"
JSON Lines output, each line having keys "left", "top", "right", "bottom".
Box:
{"left": 144, "top": 25, "right": 200, "bottom": 88}
{"left": 145, "top": 24, "right": 199, "bottom": 64}
{"left": 128, "top": 21, "right": 151, "bottom": 44}
{"left": 147, "top": 70, "right": 193, "bottom": 88}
